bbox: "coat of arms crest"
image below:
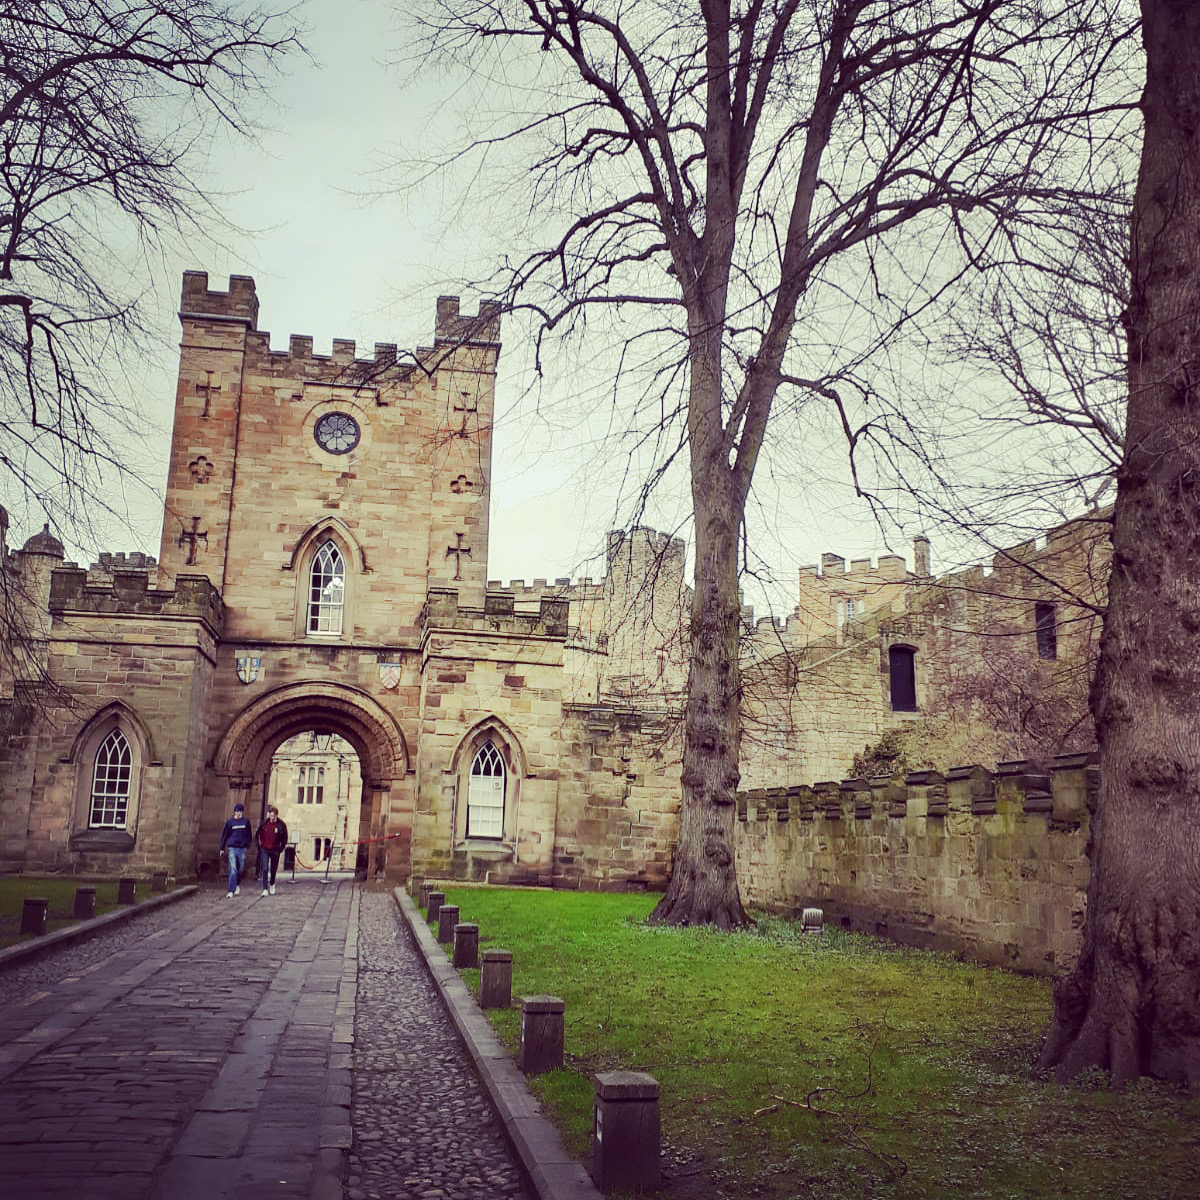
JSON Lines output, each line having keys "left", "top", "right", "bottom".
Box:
{"left": 236, "top": 656, "right": 263, "bottom": 684}
{"left": 378, "top": 661, "right": 403, "bottom": 690}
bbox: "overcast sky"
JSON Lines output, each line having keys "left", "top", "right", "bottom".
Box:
{"left": 98, "top": 0, "right": 960, "bottom": 607}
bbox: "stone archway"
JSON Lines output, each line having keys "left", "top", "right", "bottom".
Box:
{"left": 211, "top": 682, "right": 412, "bottom": 881}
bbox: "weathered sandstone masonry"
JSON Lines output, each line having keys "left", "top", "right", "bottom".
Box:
{"left": 734, "top": 754, "right": 1093, "bottom": 975}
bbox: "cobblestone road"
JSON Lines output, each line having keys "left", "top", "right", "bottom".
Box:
{"left": 0, "top": 880, "right": 529, "bottom": 1200}
{"left": 348, "top": 892, "right": 528, "bottom": 1200}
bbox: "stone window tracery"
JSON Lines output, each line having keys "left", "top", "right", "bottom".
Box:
{"left": 467, "top": 740, "right": 505, "bottom": 838}
{"left": 90, "top": 728, "right": 133, "bottom": 828}
{"left": 308, "top": 541, "right": 345, "bottom": 634}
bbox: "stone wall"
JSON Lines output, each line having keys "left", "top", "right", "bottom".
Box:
{"left": 735, "top": 754, "right": 1094, "bottom": 974}
{"left": 0, "top": 564, "right": 223, "bottom": 878}
{"left": 551, "top": 702, "right": 682, "bottom": 890}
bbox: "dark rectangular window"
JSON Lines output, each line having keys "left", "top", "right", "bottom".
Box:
{"left": 888, "top": 645, "right": 918, "bottom": 712}
{"left": 1035, "top": 602, "right": 1057, "bottom": 660}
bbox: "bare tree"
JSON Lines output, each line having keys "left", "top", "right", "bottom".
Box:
{"left": 404, "top": 0, "right": 1139, "bottom": 926}
{"left": 0, "top": 1, "right": 299, "bottom": 542}
{"left": 1038, "top": 0, "right": 1200, "bottom": 1088}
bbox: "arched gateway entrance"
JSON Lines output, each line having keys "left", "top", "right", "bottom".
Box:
{"left": 211, "top": 683, "right": 412, "bottom": 881}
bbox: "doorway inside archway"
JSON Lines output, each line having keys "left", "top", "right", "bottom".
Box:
{"left": 265, "top": 730, "right": 363, "bottom": 875}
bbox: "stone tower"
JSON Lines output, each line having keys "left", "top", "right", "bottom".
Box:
{"left": 158, "top": 272, "right": 502, "bottom": 630}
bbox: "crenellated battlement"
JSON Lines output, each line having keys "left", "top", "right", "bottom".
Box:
{"left": 606, "top": 525, "right": 687, "bottom": 568}
{"left": 799, "top": 549, "right": 911, "bottom": 583}
{"left": 423, "top": 587, "right": 570, "bottom": 639}
{"left": 179, "top": 272, "right": 499, "bottom": 380}
{"left": 180, "top": 270, "right": 260, "bottom": 327}
{"left": 926, "top": 507, "right": 1111, "bottom": 602}
{"left": 736, "top": 752, "right": 1094, "bottom": 975}
{"left": 485, "top": 575, "right": 604, "bottom": 599}
{"left": 49, "top": 565, "right": 224, "bottom": 628}
{"left": 435, "top": 295, "right": 502, "bottom": 346}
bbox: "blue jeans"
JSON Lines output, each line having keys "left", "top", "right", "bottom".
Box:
{"left": 226, "top": 846, "right": 246, "bottom": 893}
{"left": 259, "top": 850, "right": 281, "bottom": 888}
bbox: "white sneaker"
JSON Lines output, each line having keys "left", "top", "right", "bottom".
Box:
{"left": 226, "top": 892, "right": 233, "bottom": 899}
{"left": 261, "top": 888, "right": 268, "bottom": 896}
{"left": 234, "top": 886, "right": 240, "bottom": 895}
{"left": 269, "top": 885, "right": 276, "bottom": 895}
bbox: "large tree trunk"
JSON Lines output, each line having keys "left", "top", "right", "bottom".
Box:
{"left": 650, "top": 339, "right": 749, "bottom": 930}
{"left": 1038, "top": 0, "right": 1200, "bottom": 1087}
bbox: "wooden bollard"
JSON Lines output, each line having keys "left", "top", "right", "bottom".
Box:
{"left": 518, "top": 995, "right": 565, "bottom": 1076}
{"left": 592, "top": 1071, "right": 661, "bottom": 1193}
{"left": 453, "top": 922, "right": 479, "bottom": 968}
{"left": 117, "top": 877, "right": 136, "bottom": 905}
{"left": 20, "top": 897, "right": 48, "bottom": 936}
{"left": 437, "top": 904, "right": 460, "bottom": 944}
{"left": 480, "top": 948, "right": 513, "bottom": 1009}
{"left": 73, "top": 886, "right": 97, "bottom": 919}
{"left": 152, "top": 871, "right": 168, "bottom": 893}
{"left": 426, "top": 890, "right": 445, "bottom": 926}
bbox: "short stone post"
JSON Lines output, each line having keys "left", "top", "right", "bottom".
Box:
{"left": 73, "top": 886, "right": 97, "bottom": 919}
{"left": 592, "top": 1072, "right": 661, "bottom": 1194}
{"left": 418, "top": 881, "right": 432, "bottom": 909}
{"left": 453, "top": 922, "right": 479, "bottom": 968}
{"left": 152, "top": 871, "right": 168, "bottom": 894}
{"left": 117, "top": 877, "right": 136, "bottom": 905}
{"left": 518, "top": 995, "right": 565, "bottom": 1076}
{"left": 437, "top": 904, "right": 460, "bottom": 945}
{"left": 20, "top": 897, "right": 48, "bottom": 936}
{"left": 426, "top": 890, "right": 445, "bottom": 926}
{"left": 480, "top": 949, "right": 513, "bottom": 1009}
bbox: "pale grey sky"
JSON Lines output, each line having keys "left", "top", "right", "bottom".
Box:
{"left": 96, "top": 0, "right": 1054, "bottom": 607}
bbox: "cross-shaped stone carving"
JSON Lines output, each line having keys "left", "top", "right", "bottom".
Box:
{"left": 195, "top": 371, "right": 220, "bottom": 419}
{"left": 453, "top": 389, "right": 479, "bottom": 438}
{"left": 450, "top": 474, "right": 473, "bottom": 494}
{"left": 189, "top": 456, "right": 214, "bottom": 484}
{"left": 446, "top": 532, "right": 471, "bottom": 581}
{"left": 177, "top": 516, "right": 208, "bottom": 565}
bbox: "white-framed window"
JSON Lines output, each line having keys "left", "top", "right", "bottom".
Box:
{"left": 90, "top": 729, "right": 133, "bottom": 828}
{"left": 297, "top": 764, "right": 325, "bottom": 805}
{"left": 467, "top": 740, "right": 505, "bottom": 838}
{"left": 308, "top": 541, "right": 346, "bottom": 634}
{"left": 835, "top": 596, "right": 863, "bottom": 631}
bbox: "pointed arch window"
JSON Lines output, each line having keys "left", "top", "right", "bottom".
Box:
{"left": 90, "top": 729, "right": 133, "bottom": 828}
{"left": 308, "top": 541, "right": 346, "bottom": 634}
{"left": 467, "top": 740, "right": 506, "bottom": 838}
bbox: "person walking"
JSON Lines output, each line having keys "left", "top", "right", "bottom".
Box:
{"left": 219, "top": 802, "right": 253, "bottom": 897}
{"left": 256, "top": 805, "right": 289, "bottom": 895}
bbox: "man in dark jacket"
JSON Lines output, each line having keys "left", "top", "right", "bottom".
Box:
{"left": 255, "top": 806, "right": 289, "bottom": 895}
{"left": 219, "top": 802, "right": 253, "bottom": 897}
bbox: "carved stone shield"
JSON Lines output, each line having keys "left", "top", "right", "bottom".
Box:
{"left": 378, "top": 661, "right": 403, "bottom": 690}
{"left": 236, "top": 656, "right": 262, "bottom": 684}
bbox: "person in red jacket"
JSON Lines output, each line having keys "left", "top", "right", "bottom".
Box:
{"left": 256, "top": 805, "right": 290, "bottom": 895}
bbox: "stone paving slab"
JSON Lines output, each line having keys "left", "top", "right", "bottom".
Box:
{"left": 0, "top": 882, "right": 352, "bottom": 1199}
{"left": 0, "top": 880, "right": 554, "bottom": 1200}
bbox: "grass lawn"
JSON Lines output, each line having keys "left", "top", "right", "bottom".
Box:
{"left": 0, "top": 876, "right": 144, "bottom": 949}
{"left": 437, "top": 886, "right": 1199, "bottom": 1200}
